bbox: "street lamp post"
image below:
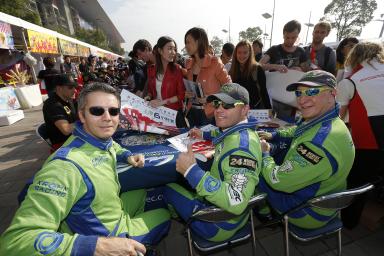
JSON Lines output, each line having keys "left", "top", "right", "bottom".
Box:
{"left": 222, "top": 29, "right": 229, "bottom": 42}
{"left": 270, "top": 0, "right": 275, "bottom": 48}
{"left": 221, "top": 17, "right": 231, "bottom": 42}
{"left": 262, "top": 0, "right": 275, "bottom": 47}
{"left": 304, "top": 11, "right": 314, "bottom": 45}
{"left": 263, "top": 33, "right": 269, "bottom": 46}
{"left": 375, "top": 13, "right": 384, "bottom": 38}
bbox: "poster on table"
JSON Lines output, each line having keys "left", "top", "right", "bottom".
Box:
{"left": 265, "top": 70, "right": 304, "bottom": 107}
{"left": 59, "top": 38, "right": 78, "bottom": 56}
{"left": 0, "top": 87, "right": 20, "bottom": 111}
{"left": 0, "top": 21, "right": 14, "bottom": 49}
{"left": 167, "top": 124, "right": 216, "bottom": 161}
{"left": 27, "top": 30, "right": 58, "bottom": 54}
{"left": 120, "top": 89, "right": 178, "bottom": 135}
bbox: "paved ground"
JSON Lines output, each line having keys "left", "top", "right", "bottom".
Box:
{"left": 1, "top": 105, "right": 383, "bottom": 255}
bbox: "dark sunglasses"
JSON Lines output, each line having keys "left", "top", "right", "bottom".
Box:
{"left": 212, "top": 100, "right": 244, "bottom": 110}
{"left": 88, "top": 106, "right": 120, "bottom": 116}
{"left": 294, "top": 87, "right": 331, "bottom": 97}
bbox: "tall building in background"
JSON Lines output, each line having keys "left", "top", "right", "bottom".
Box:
{"left": 26, "top": 0, "right": 124, "bottom": 49}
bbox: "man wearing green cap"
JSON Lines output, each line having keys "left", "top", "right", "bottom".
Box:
{"left": 258, "top": 70, "right": 355, "bottom": 229}
{"left": 163, "top": 83, "right": 262, "bottom": 242}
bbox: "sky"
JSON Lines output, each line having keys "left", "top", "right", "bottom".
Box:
{"left": 99, "top": 0, "right": 384, "bottom": 52}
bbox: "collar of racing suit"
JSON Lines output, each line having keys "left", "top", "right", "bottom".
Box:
{"left": 72, "top": 121, "right": 113, "bottom": 151}
{"left": 212, "top": 118, "right": 258, "bottom": 146}
{"left": 294, "top": 103, "right": 340, "bottom": 138}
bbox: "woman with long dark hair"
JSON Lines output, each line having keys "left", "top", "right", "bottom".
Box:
{"left": 146, "top": 36, "right": 186, "bottom": 127}
{"left": 335, "top": 37, "right": 359, "bottom": 81}
{"left": 184, "top": 27, "right": 231, "bottom": 126}
{"left": 229, "top": 40, "right": 271, "bottom": 109}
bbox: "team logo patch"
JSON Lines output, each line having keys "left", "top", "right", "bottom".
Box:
{"left": 204, "top": 176, "right": 221, "bottom": 192}
{"left": 34, "top": 181, "right": 68, "bottom": 197}
{"left": 229, "top": 155, "right": 257, "bottom": 170}
{"left": 63, "top": 106, "right": 71, "bottom": 115}
{"left": 34, "top": 231, "right": 64, "bottom": 254}
{"left": 279, "top": 160, "right": 293, "bottom": 173}
{"left": 91, "top": 155, "right": 109, "bottom": 167}
{"left": 231, "top": 172, "right": 248, "bottom": 192}
{"left": 270, "top": 167, "right": 280, "bottom": 184}
{"left": 291, "top": 155, "right": 308, "bottom": 167}
{"left": 296, "top": 143, "right": 323, "bottom": 164}
{"left": 228, "top": 184, "right": 243, "bottom": 206}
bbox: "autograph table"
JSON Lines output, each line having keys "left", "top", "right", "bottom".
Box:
{"left": 114, "top": 120, "right": 287, "bottom": 192}
{"left": 114, "top": 130, "right": 184, "bottom": 192}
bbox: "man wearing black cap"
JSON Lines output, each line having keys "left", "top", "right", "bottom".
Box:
{"left": 258, "top": 70, "right": 355, "bottom": 229}
{"left": 43, "top": 74, "right": 78, "bottom": 151}
{"left": 163, "top": 83, "right": 262, "bottom": 242}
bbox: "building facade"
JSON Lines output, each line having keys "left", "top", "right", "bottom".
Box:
{"left": 27, "top": 0, "right": 124, "bottom": 49}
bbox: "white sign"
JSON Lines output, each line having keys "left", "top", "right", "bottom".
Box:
{"left": 265, "top": 70, "right": 304, "bottom": 107}
{"left": 248, "top": 109, "right": 272, "bottom": 123}
{"left": 120, "top": 89, "right": 178, "bottom": 134}
{"left": 0, "top": 87, "right": 20, "bottom": 111}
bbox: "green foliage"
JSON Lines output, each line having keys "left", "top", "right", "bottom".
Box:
{"left": 75, "top": 28, "right": 123, "bottom": 55}
{"left": 109, "top": 44, "right": 124, "bottom": 55}
{"left": 238, "top": 27, "right": 263, "bottom": 42}
{"left": 323, "top": 0, "right": 377, "bottom": 41}
{"left": 210, "top": 36, "right": 224, "bottom": 56}
{"left": 76, "top": 28, "right": 109, "bottom": 49}
{"left": 0, "top": 0, "right": 41, "bottom": 25}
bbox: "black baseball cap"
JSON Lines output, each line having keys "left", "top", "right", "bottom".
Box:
{"left": 207, "top": 83, "right": 249, "bottom": 105}
{"left": 286, "top": 70, "right": 336, "bottom": 91}
{"left": 56, "top": 74, "right": 78, "bottom": 87}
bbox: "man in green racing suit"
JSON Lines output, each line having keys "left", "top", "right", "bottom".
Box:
{"left": 163, "top": 83, "right": 262, "bottom": 242}
{"left": 259, "top": 70, "right": 355, "bottom": 229}
{"left": 0, "top": 83, "right": 170, "bottom": 256}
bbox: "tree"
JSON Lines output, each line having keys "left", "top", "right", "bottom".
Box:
{"left": 76, "top": 28, "right": 109, "bottom": 50}
{"left": 238, "top": 27, "right": 263, "bottom": 42}
{"left": 210, "top": 36, "right": 223, "bottom": 56}
{"left": 0, "top": 0, "right": 41, "bottom": 25}
{"left": 109, "top": 44, "right": 125, "bottom": 55}
{"left": 322, "top": 0, "right": 377, "bottom": 41}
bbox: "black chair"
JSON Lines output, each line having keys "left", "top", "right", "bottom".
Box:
{"left": 186, "top": 193, "right": 267, "bottom": 256}
{"left": 35, "top": 123, "right": 53, "bottom": 149}
{"left": 280, "top": 183, "right": 374, "bottom": 256}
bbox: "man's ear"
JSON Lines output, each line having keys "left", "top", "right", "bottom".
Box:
{"left": 242, "top": 105, "right": 250, "bottom": 118}
{"left": 330, "top": 88, "right": 337, "bottom": 97}
{"left": 78, "top": 109, "right": 85, "bottom": 124}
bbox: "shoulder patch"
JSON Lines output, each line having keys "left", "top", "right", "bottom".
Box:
{"left": 204, "top": 176, "right": 221, "bottom": 192}
{"left": 34, "top": 231, "right": 64, "bottom": 254}
{"left": 229, "top": 155, "right": 257, "bottom": 170}
{"left": 296, "top": 143, "right": 323, "bottom": 164}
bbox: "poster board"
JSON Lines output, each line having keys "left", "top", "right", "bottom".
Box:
{"left": 120, "top": 89, "right": 177, "bottom": 134}
{"left": 0, "top": 87, "right": 20, "bottom": 111}
{"left": 27, "top": 30, "right": 58, "bottom": 54}
{"left": 265, "top": 70, "right": 304, "bottom": 107}
{"left": 0, "top": 21, "right": 14, "bottom": 49}
{"left": 59, "top": 38, "right": 78, "bottom": 56}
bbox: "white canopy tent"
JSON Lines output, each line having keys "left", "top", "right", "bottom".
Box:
{"left": 0, "top": 11, "right": 122, "bottom": 59}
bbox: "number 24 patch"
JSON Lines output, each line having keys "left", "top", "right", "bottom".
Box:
{"left": 229, "top": 155, "right": 257, "bottom": 170}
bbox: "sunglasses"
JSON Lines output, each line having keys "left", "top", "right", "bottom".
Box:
{"left": 212, "top": 100, "right": 244, "bottom": 110}
{"left": 88, "top": 106, "right": 120, "bottom": 116}
{"left": 295, "top": 87, "right": 331, "bottom": 97}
